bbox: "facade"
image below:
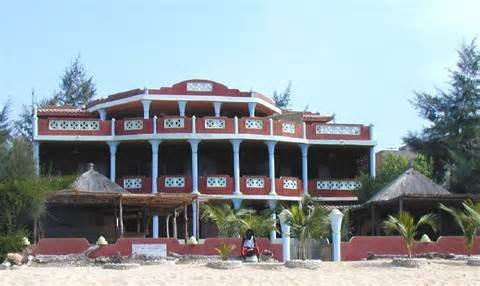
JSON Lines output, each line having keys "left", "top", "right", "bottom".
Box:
{"left": 33, "top": 79, "right": 375, "bottom": 240}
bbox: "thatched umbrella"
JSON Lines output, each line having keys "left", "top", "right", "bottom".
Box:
{"left": 366, "top": 168, "right": 451, "bottom": 235}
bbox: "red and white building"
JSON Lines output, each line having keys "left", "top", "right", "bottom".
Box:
{"left": 33, "top": 79, "right": 375, "bottom": 239}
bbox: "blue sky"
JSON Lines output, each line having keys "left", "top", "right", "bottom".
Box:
{"left": 0, "top": 0, "right": 478, "bottom": 149}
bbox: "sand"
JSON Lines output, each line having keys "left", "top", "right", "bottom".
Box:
{"left": 1, "top": 260, "right": 479, "bottom": 286}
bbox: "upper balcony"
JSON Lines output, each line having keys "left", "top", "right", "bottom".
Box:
{"left": 36, "top": 116, "right": 372, "bottom": 144}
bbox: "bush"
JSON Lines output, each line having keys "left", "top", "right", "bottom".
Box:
{"left": 0, "top": 231, "right": 26, "bottom": 261}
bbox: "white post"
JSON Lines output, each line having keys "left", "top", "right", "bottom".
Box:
{"left": 230, "top": 139, "right": 242, "bottom": 195}
{"left": 329, "top": 209, "right": 344, "bottom": 262}
{"left": 178, "top": 101, "right": 187, "bottom": 116}
{"left": 279, "top": 211, "right": 290, "bottom": 262}
{"left": 108, "top": 141, "right": 119, "bottom": 181}
{"left": 141, "top": 99, "right": 151, "bottom": 119}
{"left": 269, "top": 118, "right": 274, "bottom": 136}
{"left": 369, "top": 124, "right": 375, "bottom": 178}
{"left": 213, "top": 102, "right": 222, "bottom": 117}
{"left": 300, "top": 144, "right": 309, "bottom": 195}
{"left": 232, "top": 198, "right": 242, "bottom": 209}
{"left": 33, "top": 104, "right": 38, "bottom": 138}
{"left": 234, "top": 116, "right": 239, "bottom": 134}
{"left": 192, "top": 201, "right": 198, "bottom": 239}
{"left": 111, "top": 118, "right": 116, "bottom": 136}
{"left": 33, "top": 141, "right": 40, "bottom": 176}
{"left": 153, "top": 115, "right": 158, "bottom": 134}
{"left": 248, "top": 102, "right": 257, "bottom": 117}
{"left": 192, "top": 115, "right": 196, "bottom": 134}
{"left": 99, "top": 108, "right": 107, "bottom": 120}
{"left": 268, "top": 200, "right": 277, "bottom": 240}
{"left": 302, "top": 122, "right": 307, "bottom": 139}
{"left": 150, "top": 139, "right": 161, "bottom": 238}
{"left": 189, "top": 139, "right": 200, "bottom": 194}
{"left": 266, "top": 141, "right": 277, "bottom": 195}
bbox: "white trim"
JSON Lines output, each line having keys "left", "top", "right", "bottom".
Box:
{"left": 198, "top": 194, "right": 357, "bottom": 202}
{"left": 87, "top": 94, "right": 281, "bottom": 114}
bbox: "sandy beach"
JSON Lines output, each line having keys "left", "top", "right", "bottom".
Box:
{"left": 1, "top": 260, "right": 479, "bottom": 286}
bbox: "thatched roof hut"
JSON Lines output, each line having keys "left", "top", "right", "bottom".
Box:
{"left": 68, "top": 163, "right": 128, "bottom": 194}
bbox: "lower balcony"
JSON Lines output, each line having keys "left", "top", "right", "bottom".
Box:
{"left": 199, "top": 175, "right": 234, "bottom": 195}
{"left": 275, "top": 177, "right": 303, "bottom": 197}
{"left": 117, "top": 176, "right": 152, "bottom": 194}
{"left": 308, "top": 178, "right": 360, "bottom": 197}
{"left": 241, "top": 176, "right": 270, "bottom": 195}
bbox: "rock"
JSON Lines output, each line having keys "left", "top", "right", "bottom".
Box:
{"left": 392, "top": 258, "right": 428, "bottom": 268}
{"left": 285, "top": 259, "right": 322, "bottom": 269}
{"left": 467, "top": 258, "right": 480, "bottom": 266}
{"left": 246, "top": 262, "right": 284, "bottom": 270}
{"left": 6, "top": 253, "right": 23, "bottom": 266}
{"left": 259, "top": 250, "right": 275, "bottom": 262}
{"left": 102, "top": 263, "right": 140, "bottom": 270}
{"left": 32, "top": 254, "right": 90, "bottom": 266}
{"left": 244, "top": 255, "right": 258, "bottom": 263}
{"left": 206, "top": 260, "right": 242, "bottom": 269}
{"left": 0, "top": 261, "right": 10, "bottom": 270}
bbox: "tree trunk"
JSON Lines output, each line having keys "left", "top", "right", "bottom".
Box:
{"left": 166, "top": 215, "right": 171, "bottom": 238}
{"left": 173, "top": 211, "right": 178, "bottom": 239}
{"left": 184, "top": 204, "right": 189, "bottom": 243}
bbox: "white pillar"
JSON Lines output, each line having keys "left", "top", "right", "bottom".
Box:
{"left": 232, "top": 198, "right": 242, "bottom": 209}
{"left": 141, "top": 100, "right": 151, "bottom": 119}
{"left": 369, "top": 124, "right": 375, "bottom": 178}
{"left": 248, "top": 102, "right": 257, "bottom": 117}
{"left": 213, "top": 102, "right": 222, "bottom": 117}
{"left": 230, "top": 139, "right": 242, "bottom": 195}
{"left": 192, "top": 202, "right": 198, "bottom": 239}
{"left": 189, "top": 139, "right": 200, "bottom": 194}
{"left": 33, "top": 141, "right": 40, "bottom": 176}
{"left": 265, "top": 141, "right": 277, "bottom": 195}
{"left": 152, "top": 216, "right": 159, "bottom": 239}
{"left": 33, "top": 104, "right": 38, "bottom": 138}
{"left": 99, "top": 108, "right": 107, "bottom": 120}
{"left": 108, "top": 141, "right": 119, "bottom": 181}
{"left": 300, "top": 144, "right": 309, "bottom": 195}
{"left": 268, "top": 200, "right": 277, "bottom": 240}
{"left": 279, "top": 211, "right": 290, "bottom": 262}
{"left": 329, "top": 209, "right": 344, "bottom": 262}
{"left": 150, "top": 139, "right": 161, "bottom": 238}
{"left": 178, "top": 101, "right": 187, "bottom": 116}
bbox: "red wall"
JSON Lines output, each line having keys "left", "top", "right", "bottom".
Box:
{"left": 341, "top": 236, "right": 480, "bottom": 261}
{"left": 33, "top": 237, "right": 283, "bottom": 261}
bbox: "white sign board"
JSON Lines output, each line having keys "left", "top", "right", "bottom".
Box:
{"left": 132, "top": 244, "right": 167, "bottom": 258}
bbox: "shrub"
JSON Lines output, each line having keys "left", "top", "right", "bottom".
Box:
{"left": 215, "top": 241, "right": 236, "bottom": 261}
{"left": 0, "top": 231, "right": 26, "bottom": 261}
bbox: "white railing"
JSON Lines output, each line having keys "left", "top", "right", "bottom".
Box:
{"left": 48, "top": 120, "right": 100, "bottom": 131}
{"left": 205, "top": 118, "right": 226, "bottom": 129}
{"left": 246, "top": 177, "right": 265, "bottom": 188}
{"left": 316, "top": 179, "right": 360, "bottom": 191}
{"left": 282, "top": 122, "right": 296, "bottom": 134}
{"left": 245, "top": 118, "right": 264, "bottom": 129}
{"left": 164, "top": 176, "right": 185, "bottom": 188}
{"left": 164, "top": 117, "right": 185, "bottom": 129}
{"left": 207, "top": 177, "right": 227, "bottom": 188}
{"left": 124, "top": 178, "right": 143, "bottom": 189}
{"left": 283, "top": 178, "right": 298, "bottom": 189}
{"left": 124, "top": 119, "right": 144, "bottom": 130}
{"left": 316, "top": 125, "right": 360, "bottom": 135}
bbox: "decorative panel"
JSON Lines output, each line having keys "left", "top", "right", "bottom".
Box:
{"left": 283, "top": 178, "right": 297, "bottom": 190}
{"left": 48, "top": 120, "right": 100, "bottom": 131}
{"left": 207, "top": 177, "right": 227, "bottom": 188}
{"left": 186, "top": 82, "right": 213, "bottom": 92}
{"left": 282, "top": 122, "right": 296, "bottom": 134}
{"left": 246, "top": 178, "right": 264, "bottom": 188}
{"left": 124, "top": 178, "right": 142, "bottom": 189}
{"left": 165, "top": 177, "right": 185, "bottom": 188}
{"left": 164, "top": 118, "right": 185, "bottom": 129}
{"left": 316, "top": 180, "right": 361, "bottom": 191}
{"left": 315, "top": 125, "right": 361, "bottom": 135}
{"left": 245, "top": 119, "right": 263, "bottom": 129}
{"left": 124, "top": 119, "right": 144, "bottom": 130}
{"left": 205, "top": 118, "right": 225, "bottom": 129}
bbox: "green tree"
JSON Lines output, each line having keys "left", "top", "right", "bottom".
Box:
{"left": 242, "top": 211, "right": 276, "bottom": 238}
{"left": 273, "top": 81, "right": 292, "bottom": 109}
{"left": 281, "top": 197, "right": 330, "bottom": 260}
{"left": 383, "top": 211, "right": 437, "bottom": 258}
{"left": 404, "top": 40, "right": 480, "bottom": 192}
{"left": 54, "top": 55, "right": 96, "bottom": 107}
{"left": 0, "top": 101, "right": 11, "bottom": 144}
{"left": 200, "top": 202, "right": 253, "bottom": 237}
{"left": 440, "top": 200, "right": 480, "bottom": 255}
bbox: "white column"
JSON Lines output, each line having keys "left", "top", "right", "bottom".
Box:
{"left": 99, "top": 108, "right": 107, "bottom": 120}
{"left": 33, "top": 104, "right": 38, "bottom": 138}
{"left": 329, "top": 209, "right": 344, "bottom": 262}
{"left": 369, "top": 124, "right": 375, "bottom": 178}
{"left": 248, "top": 102, "right": 257, "bottom": 117}
{"left": 268, "top": 200, "right": 277, "bottom": 240}
{"left": 188, "top": 139, "right": 200, "bottom": 194}
{"left": 279, "top": 210, "right": 290, "bottom": 262}
{"left": 33, "top": 141, "right": 40, "bottom": 176}
{"left": 108, "top": 141, "right": 119, "bottom": 181}
{"left": 150, "top": 139, "right": 161, "bottom": 238}
{"left": 213, "top": 102, "right": 222, "bottom": 117}
{"left": 192, "top": 202, "right": 198, "bottom": 239}
{"left": 230, "top": 139, "right": 242, "bottom": 195}
{"left": 300, "top": 144, "right": 309, "bottom": 195}
{"left": 178, "top": 101, "right": 187, "bottom": 116}
{"left": 232, "top": 198, "right": 242, "bottom": 209}
{"left": 265, "top": 141, "right": 277, "bottom": 195}
{"left": 141, "top": 100, "right": 151, "bottom": 119}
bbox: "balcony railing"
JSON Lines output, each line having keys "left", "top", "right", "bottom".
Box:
{"left": 117, "top": 176, "right": 152, "bottom": 194}
{"left": 308, "top": 178, "right": 360, "bottom": 197}
{"left": 275, "top": 176, "right": 303, "bottom": 196}
{"left": 158, "top": 175, "right": 192, "bottom": 193}
{"left": 37, "top": 116, "right": 371, "bottom": 141}
{"left": 241, "top": 176, "right": 270, "bottom": 195}
{"left": 199, "top": 175, "right": 233, "bottom": 195}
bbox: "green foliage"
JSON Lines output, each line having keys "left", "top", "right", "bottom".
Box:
{"left": 440, "top": 200, "right": 480, "bottom": 255}
{"left": 404, "top": 40, "right": 480, "bottom": 192}
{"left": 242, "top": 211, "right": 276, "bottom": 238}
{"left": 0, "top": 230, "right": 26, "bottom": 261}
{"left": 215, "top": 241, "right": 236, "bottom": 261}
{"left": 282, "top": 196, "right": 330, "bottom": 260}
{"left": 0, "top": 101, "right": 11, "bottom": 144}
{"left": 356, "top": 154, "right": 433, "bottom": 203}
{"left": 273, "top": 81, "right": 292, "bottom": 108}
{"left": 383, "top": 211, "right": 437, "bottom": 258}
{"left": 200, "top": 202, "right": 254, "bottom": 237}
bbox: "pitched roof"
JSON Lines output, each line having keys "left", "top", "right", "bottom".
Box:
{"left": 67, "top": 163, "right": 127, "bottom": 194}
{"left": 366, "top": 168, "right": 451, "bottom": 204}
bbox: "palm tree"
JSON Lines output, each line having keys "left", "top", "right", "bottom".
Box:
{"left": 200, "top": 202, "right": 253, "bottom": 237}
{"left": 282, "top": 197, "right": 330, "bottom": 260}
{"left": 383, "top": 211, "right": 437, "bottom": 258}
{"left": 242, "top": 211, "right": 276, "bottom": 237}
{"left": 440, "top": 200, "right": 480, "bottom": 255}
